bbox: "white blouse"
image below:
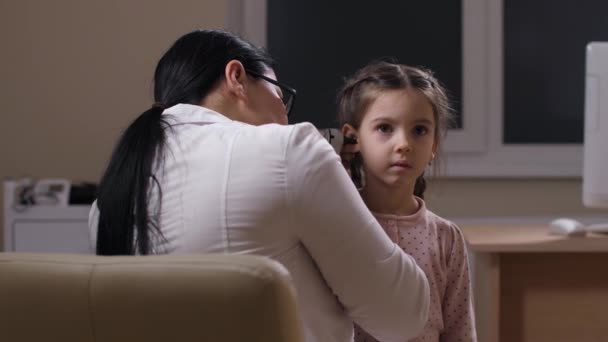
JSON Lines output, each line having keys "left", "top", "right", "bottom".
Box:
{"left": 89, "top": 104, "right": 429, "bottom": 342}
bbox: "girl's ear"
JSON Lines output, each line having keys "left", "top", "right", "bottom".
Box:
{"left": 224, "top": 60, "right": 247, "bottom": 100}
{"left": 341, "top": 124, "right": 360, "bottom": 153}
{"left": 431, "top": 134, "right": 439, "bottom": 157}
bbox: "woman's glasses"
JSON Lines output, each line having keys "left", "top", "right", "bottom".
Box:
{"left": 245, "top": 69, "right": 297, "bottom": 117}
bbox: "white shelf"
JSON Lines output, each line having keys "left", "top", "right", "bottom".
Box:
{"left": 3, "top": 180, "right": 92, "bottom": 253}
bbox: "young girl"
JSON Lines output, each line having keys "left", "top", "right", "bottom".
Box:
{"left": 338, "top": 61, "right": 477, "bottom": 342}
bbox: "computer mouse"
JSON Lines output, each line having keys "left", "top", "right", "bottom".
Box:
{"left": 549, "top": 218, "right": 587, "bottom": 237}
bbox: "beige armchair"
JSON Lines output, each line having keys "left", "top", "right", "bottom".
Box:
{"left": 0, "top": 253, "right": 303, "bottom": 342}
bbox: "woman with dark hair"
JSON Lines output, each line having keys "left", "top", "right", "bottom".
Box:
{"left": 89, "top": 29, "right": 429, "bottom": 342}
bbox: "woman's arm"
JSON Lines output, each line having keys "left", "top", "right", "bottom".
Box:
{"left": 286, "top": 123, "right": 430, "bottom": 342}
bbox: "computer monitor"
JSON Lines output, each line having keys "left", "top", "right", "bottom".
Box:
{"left": 583, "top": 42, "right": 608, "bottom": 208}
{"left": 582, "top": 42, "right": 608, "bottom": 232}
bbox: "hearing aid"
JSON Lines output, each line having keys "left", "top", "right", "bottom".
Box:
{"left": 344, "top": 136, "right": 358, "bottom": 145}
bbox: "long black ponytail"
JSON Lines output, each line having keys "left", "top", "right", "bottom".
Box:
{"left": 96, "top": 30, "right": 273, "bottom": 255}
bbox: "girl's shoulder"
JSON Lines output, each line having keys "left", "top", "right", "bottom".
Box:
{"left": 424, "top": 209, "right": 465, "bottom": 238}
{"left": 425, "top": 210, "right": 470, "bottom": 266}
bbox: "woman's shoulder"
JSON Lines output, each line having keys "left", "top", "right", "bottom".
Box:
{"left": 247, "top": 122, "right": 332, "bottom": 155}
{"left": 237, "top": 122, "right": 319, "bottom": 143}
{"left": 260, "top": 122, "right": 322, "bottom": 144}
{"left": 231, "top": 122, "right": 334, "bottom": 171}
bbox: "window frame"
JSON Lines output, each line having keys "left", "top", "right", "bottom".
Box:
{"left": 226, "top": 0, "right": 583, "bottom": 178}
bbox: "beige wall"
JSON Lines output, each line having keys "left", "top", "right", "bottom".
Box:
{"left": 0, "top": 0, "right": 229, "bottom": 249}
{"left": 0, "top": 1, "right": 604, "bottom": 250}
{"left": 425, "top": 178, "right": 604, "bottom": 219}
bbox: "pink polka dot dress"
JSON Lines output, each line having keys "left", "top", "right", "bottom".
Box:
{"left": 354, "top": 197, "right": 477, "bottom": 342}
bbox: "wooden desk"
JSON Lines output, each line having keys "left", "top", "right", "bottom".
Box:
{"left": 461, "top": 225, "right": 608, "bottom": 342}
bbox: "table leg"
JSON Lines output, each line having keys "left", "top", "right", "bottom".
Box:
{"left": 473, "top": 252, "right": 500, "bottom": 342}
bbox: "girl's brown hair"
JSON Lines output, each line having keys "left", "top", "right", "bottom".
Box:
{"left": 337, "top": 61, "right": 453, "bottom": 198}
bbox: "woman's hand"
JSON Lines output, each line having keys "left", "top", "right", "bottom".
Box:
{"left": 317, "top": 128, "right": 358, "bottom": 176}
{"left": 340, "top": 139, "right": 358, "bottom": 176}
